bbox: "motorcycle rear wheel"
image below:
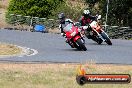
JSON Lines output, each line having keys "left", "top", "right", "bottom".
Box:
{"left": 90, "top": 35, "right": 103, "bottom": 44}
{"left": 76, "top": 39, "right": 87, "bottom": 51}
{"left": 97, "top": 38, "right": 103, "bottom": 44}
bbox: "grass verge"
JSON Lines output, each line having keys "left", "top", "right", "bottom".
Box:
{"left": 0, "top": 63, "right": 131, "bottom": 88}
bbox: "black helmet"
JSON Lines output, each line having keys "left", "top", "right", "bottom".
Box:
{"left": 58, "top": 13, "right": 65, "bottom": 19}
{"left": 58, "top": 13, "right": 65, "bottom": 24}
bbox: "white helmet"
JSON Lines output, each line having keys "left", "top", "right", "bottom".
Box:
{"left": 83, "top": 10, "right": 90, "bottom": 15}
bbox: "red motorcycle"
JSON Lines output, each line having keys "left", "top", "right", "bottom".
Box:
{"left": 63, "top": 23, "right": 87, "bottom": 51}
{"left": 83, "top": 15, "right": 112, "bottom": 45}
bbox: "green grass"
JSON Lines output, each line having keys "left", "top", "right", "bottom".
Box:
{"left": 0, "top": 64, "right": 131, "bottom": 88}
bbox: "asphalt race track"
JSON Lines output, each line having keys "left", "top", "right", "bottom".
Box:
{"left": 0, "top": 29, "right": 132, "bottom": 64}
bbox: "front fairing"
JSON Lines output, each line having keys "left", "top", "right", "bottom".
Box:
{"left": 64, "top": 24, "right": 80, "bottom": 39}
{"left": 63, "top": 23, "right": 73, "bottom": 32}
{"left": 90, "top": 21, "right": 102, "bottom": 33}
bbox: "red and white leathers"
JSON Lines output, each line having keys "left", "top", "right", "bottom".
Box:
{"left": 79, "top": 15, "right": 97, "bottom": 26}
{"left": 79, "top": 14, "right": 97, "bottom": 39}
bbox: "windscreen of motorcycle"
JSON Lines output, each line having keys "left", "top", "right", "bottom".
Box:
{"left": 63, "top": 23, "right": 73, "bottom": 32}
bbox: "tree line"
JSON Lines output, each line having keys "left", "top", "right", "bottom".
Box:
{"left": 7, "top": 0, "right": 132, "bottom": 27}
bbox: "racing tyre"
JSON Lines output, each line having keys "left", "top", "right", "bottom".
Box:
{"left": 76, "top": 39, "right": 87, "bottom": 51}
{"left": 97, "top": 38, "right": 103, "bottom": 44}
{"left": 85, "top": 30, "right": 91, "bottom": 39}
{"left": 101, "top": 32, "right": 112, "bottom": 45}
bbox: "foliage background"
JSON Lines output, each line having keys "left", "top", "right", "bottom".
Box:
{"left": 7, "top": 0, "right": 132, "bottom": 27}
{"left": 86, "top": 0, "right": 132, "bottom": 27}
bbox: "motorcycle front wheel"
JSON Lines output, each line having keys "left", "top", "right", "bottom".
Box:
{"left": 76, "top": 39, "right": 87, "bottom": 51}
{"left": 101, "top": 32, "right": 112, "bottom": 45}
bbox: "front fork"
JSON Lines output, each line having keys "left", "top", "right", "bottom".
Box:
{"left": 92, "top": 28, "right": 105, "bottom": 42}
{"left": 79, "top": 32, "right": 85, "bottom": 44}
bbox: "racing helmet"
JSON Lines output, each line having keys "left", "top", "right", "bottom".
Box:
{"left": 58, "top": 13, "right": 65, "bottom": 19}
{"left": 58, "top": 13, "right": 65, "bottom": 23}
{"left": 83, "top": 10, "right": 90, "bottom": 18}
